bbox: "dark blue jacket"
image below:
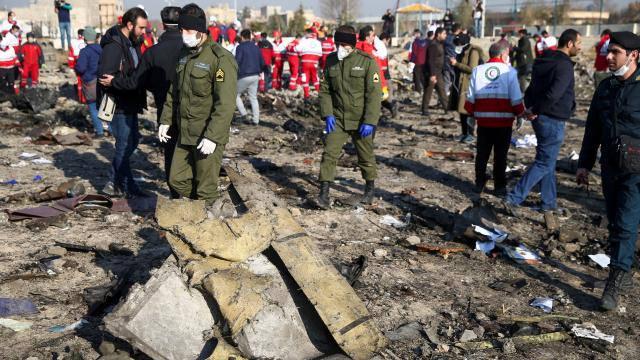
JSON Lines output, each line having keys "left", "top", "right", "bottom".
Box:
{"left": 444, "top": 34, "right": 456, "bottom": 72}
{"left": 235, "top": 41, "right": 264, "bottom": 79}
{"left": 75, "top": 44, "right": 101, "bottom": 83}
{"left": 524, "top": 50, "right": 575, "bottom": 120}
{"left": 57, "top": 3, "right": 71, "bottom": 23}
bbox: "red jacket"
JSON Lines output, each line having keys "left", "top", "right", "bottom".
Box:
{"left": 321, "top": 38, "right": 335, "bottom": 56}
{"left": 0, "top": 45, "right": 19, "bottom": 69}
{"left": 410, "top": 38, "right": 428, "bottom": 65}
{"left": 20, "top": 42, "right": 43, "bottom": 66}
{"left": 464, "top": 58, "right": 525, "bottom": 127}
{"left": 140, "top": 33, "right": 154, "bottom": 55}
{"left": 208, "top": 26, "right": 221, "bottom": 42}
{"left": 296, "top": 37, "right": 322, "bottom": 64}
{"left": 258, "top": 39, "right": 273, "bottom": 66}
{"left": 535, "top": 39, "right": 544, "bottom": 57}
{"left": 286, "top": 39, "right": 299, "bottom": 62}
{"left": 227, "top": 28, "right": 237, "bottom": 44}
{"left": 594, "top": 35, "right": 610, "bottom": 72}
{"left": 356, "top": 41, "right": 374, "bottom": 54}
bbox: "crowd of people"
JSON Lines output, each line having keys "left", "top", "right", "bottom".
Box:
{"left": 0, "top": 11, "right": 42, "bottom": 94}
{"left": 408, "top": 20, "right": 640, "bottom": 311}
{"left": 1, "top": 3, "right": 640, "bottom": 313}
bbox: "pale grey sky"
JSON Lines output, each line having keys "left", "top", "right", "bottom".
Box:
{"left": 0, "top": 0, "right": 627, "bottom": 20}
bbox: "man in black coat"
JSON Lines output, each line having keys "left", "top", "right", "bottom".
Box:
{"left": 577, "top": 31, "right": 640, "bottom": 311}
{"left": 100, "top": 6, "right": 183, "bottom": 197}
{"left": 97, "top": 7, "right": 148, "bottom": 198}
{"left": 382, "top": 9, "right": 395, "bottom": 36}
{"left": 422, "top": 27, "right": 448, "bottom": 116}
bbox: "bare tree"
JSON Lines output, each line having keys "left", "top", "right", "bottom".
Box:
{"left": 518, "top": 0, "right": 552, "bottom": 25}
{"left": 321, "top": 0, "right": 360, "bottom": 24}
{"left": 453, "top": 0, "right": 473, "bottom": 30}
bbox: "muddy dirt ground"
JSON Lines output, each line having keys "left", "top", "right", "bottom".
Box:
{"left": 1, "top": 58, "right": 639, "bottom": 360}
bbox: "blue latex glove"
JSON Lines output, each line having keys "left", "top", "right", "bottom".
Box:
{"left": 359, "top": 124, "right": 375, "bottom": 137}
{"left": 324, "top": 115, "right": 336, "bottom": 133}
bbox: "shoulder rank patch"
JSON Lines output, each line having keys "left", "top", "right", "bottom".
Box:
{"left": 215, "top": 68, "right": 225, "bottom": 82}
{"left": 373, "top": 72, "right": 380, "bottom": 83}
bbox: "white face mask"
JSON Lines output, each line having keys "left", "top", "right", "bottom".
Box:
{"left": 614, "top": 57, "right": 633, "bottom": 77}
{"left": 337, "top": 45, "right": 352, "bottom": 61}
{"left": 454, "top": 45, "right": 465, "bottom": 54}
{"left": 182, "top": 32, "right": 199, "bottom": 48}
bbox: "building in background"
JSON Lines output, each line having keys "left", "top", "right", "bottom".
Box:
{"left": 99, "top": 0, "right": 125, "bottom": 30}
{"left": 261, "top": 6, "right": 283, "bottom": 19}
{"left": 207, "top": 4, "right": 238, "bottom": 25}
{"left": 5, "top": 0, "right": 122, "bottom": 40}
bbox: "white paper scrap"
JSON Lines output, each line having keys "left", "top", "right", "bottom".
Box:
{"left": 588, "top": 254, "right": 610, "bottom": 268}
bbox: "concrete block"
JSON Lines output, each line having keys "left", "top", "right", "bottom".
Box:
{"left": 204, "top": 254, "right": 335, "bottom": 360}
{"left": 104, "top": 258, "right": 217, "bottom": 360}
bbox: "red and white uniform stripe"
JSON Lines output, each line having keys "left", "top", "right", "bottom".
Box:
{"left": 295, "top": 37, "right": 322, "bottom": 98}
{"left": 286, "top": 39, "right": 300, "bottom": 90}
{"left": 464, "top": 58, "right": 525, "bottom": 127}
{"left": 0, "top": 44, "right": 19, "bottom": 69}
{"left": 272, "top": 39, "right": 286, "bottom": 90}
{"left": 320, "top": 37, "right": 335, "bottom": 69}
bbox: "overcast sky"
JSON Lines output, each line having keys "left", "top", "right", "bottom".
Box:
{"left": 0, "top": 0, "right": 628, "bottom": 19}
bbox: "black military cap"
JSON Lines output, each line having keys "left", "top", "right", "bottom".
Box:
{"left": 609, "top": 31, "right": 640, "bottom": 50}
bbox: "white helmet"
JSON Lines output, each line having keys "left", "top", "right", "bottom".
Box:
{"left": 209, "top": 15, "right": 217, "bottom": 23}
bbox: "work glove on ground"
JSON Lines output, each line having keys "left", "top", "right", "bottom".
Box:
{"left": 158, "top": 124, "right": 171, "bottom": 143}
{"left": 359, "top": 124, "right": 375, "bottom": 137}
{"left": 197, "top": 138, "right": 217, "bottom": 155}
{"left": 325, "top": 115, "right": 336, "bottom": 133}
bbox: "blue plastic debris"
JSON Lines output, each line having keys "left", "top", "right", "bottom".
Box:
{"left": 1, "top": 179, "right": 18, "bottom": 185}
{"left": 0, "top": 298, "right": 39, "bottom": 317}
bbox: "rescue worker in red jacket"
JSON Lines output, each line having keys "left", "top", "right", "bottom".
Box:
{"left": 69, "top": 29, "right": 86, "bottom": 103}
{"left": 208, "top": 16, "right": 222, "bottom": 43}
{"left": 286, "top": 34, "right": 301, "bottom": 91}
{"left": 320, "top": 32, "right": 335, "bottom": 70}
{"left": 271, "top": 30, "right": 286, "bottom": 90}
{"left": 20, "top": 33, "right": 44, "bottom": 89}
{"left": 0, "top": 11, "right": 19, "bottom": 37}
{"left": 257, "top": 32, "right": 273, "bottom": 92}
{"left": 295, "top": 28, "right": 322, "bottom": 99}
{"left": 226, "top": 22, "right": 238, "bottom": 44}
{"left": 0, "top": 34, "right": 20, "bottom": 94}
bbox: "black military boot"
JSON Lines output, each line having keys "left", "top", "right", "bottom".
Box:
{"left": 315, "top": 182, "right": 331, "bottom": 210}
{"left": 361, "top": 180, "right": 376, "bottom": 205}
{"left": 600, "top": 267, "right": 634, "bottom": 311}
